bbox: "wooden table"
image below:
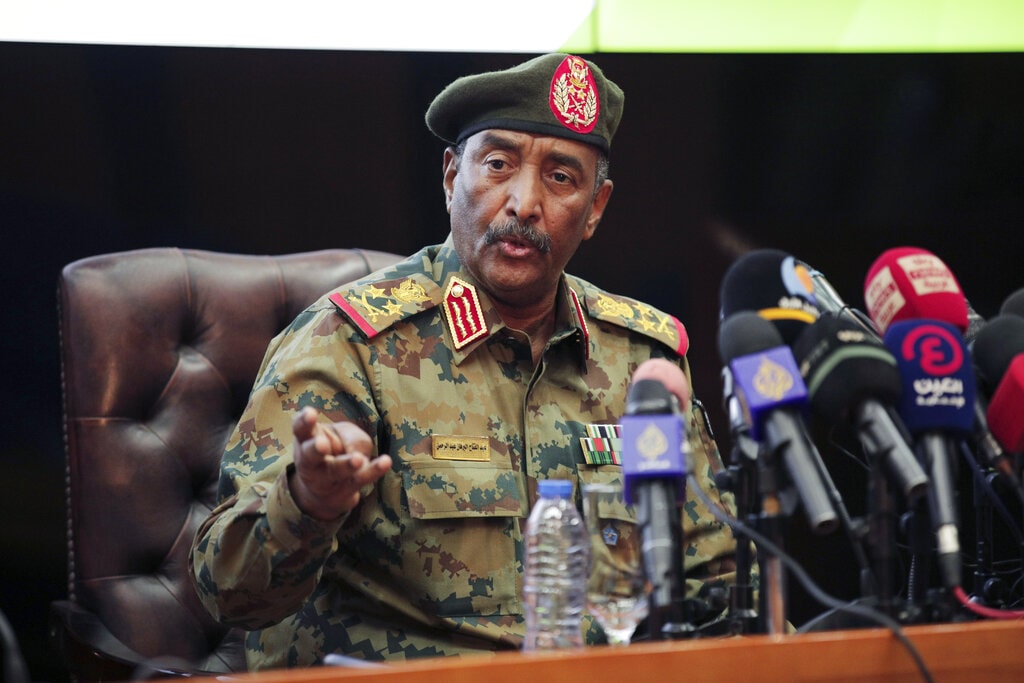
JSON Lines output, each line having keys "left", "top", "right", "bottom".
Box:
{"left": 210, "top": 619, "right": 1024, "bottom": 683}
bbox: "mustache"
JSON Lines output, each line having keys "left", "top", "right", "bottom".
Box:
{"left": 483, "top": 220, "right": 552, "bottom": 254}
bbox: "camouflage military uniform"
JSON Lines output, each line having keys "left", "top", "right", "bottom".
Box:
{"left": 191, "top": 236, "right": 739, "bottom": 669}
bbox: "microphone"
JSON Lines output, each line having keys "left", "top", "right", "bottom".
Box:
{"left": 863, "top": 246, "right": 969, "bottom": 335}
{"left": 1000, "top": 288, "right": 1024, "bottom": 319}
{"left": 964, "top": 300, "right": 988, "bottom": 346}
{"left": 972, "top": 314, "right": 1024, "bottom": 399}
{"left": 718, "top": 311, "right": 838, "bottom": 534}
{"left": 791, "top": 313, "right": 929, "bottom": 502}
{"left": 972, "top": 314, "right": 1024, "bottom": 454}
{"left": 621, "top": 359, "right": 689, "bottom": 621}
{"left": 999, "top": 288, "right": 1024, "bottom": 321}
{"left": 796, "top": 259, "right": 881, "bottom": 337}
{"left": 719, "top": 249, "right": 820, "bottom": 346}
{"left": 883, "top": 319, "right": 976, "bottom": 589}
{"left": 865, "top": 246, "right": 1016, "bottom": 485}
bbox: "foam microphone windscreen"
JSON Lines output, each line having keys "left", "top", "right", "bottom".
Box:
{"left": 863, "top": 247, "right": 969, "bottom": 334}
{"left": 718, "top": 309, "right": 786, "bottom": 363}
{"left": 1000, "top": 288, "right": 1024, "bottom": 319}
{"left": 718, "top": 310, "right": 810, "bottom": 444}
{"left": 791, "top": 313, "right": 902, "bottom": 425}
{"left": 720, "top": 249, "right": 820, "bottom": 345}
{"left": 987, "top": 355, "right": 1024, "bottom": 453}
{"left": 972, "top": 314, "right": 1024, "bottom": 398}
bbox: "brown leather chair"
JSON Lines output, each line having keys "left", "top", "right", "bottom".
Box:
{"left": 50, "top": 247, "right": 404, "bottom": 681}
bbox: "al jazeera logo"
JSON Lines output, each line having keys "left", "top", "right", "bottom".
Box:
{"left": 635, "top": 422, "right": 670, "bottom": 470}
{"left": 753, "top": 355, "right": 794, "bottom": 401}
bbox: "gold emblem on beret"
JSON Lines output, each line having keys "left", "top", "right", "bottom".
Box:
{"left": 549, "top": 55, "right": 599, "bottom": 134}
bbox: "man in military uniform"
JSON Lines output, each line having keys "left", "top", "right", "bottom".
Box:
{"left": 190, "top": 53, "right": 740, "bottom": 669}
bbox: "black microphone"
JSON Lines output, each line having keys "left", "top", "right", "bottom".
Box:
{"left": 973, "top": 315, "right": 1024, "bottom": 456}
{"left": 720, "top": 249, "right": 820, "bottom": 346}
{"left": 791, "top": 313, "right": 929, "bottom": 502}
{"left": 796, "top": 259, "right": 881, "bottom": 337}
{"left": 718, "top": 311, "right": 838, "bottom": 534}
{"left": 883, "top": 319, "right": 976, "bottom": 590}
{"left": 999, "top": 288, "right": 1024, "bottom": 319}
{"left": 865, "top": 246, "right": 1017, "bottom": 491}
{"left": 621, "top": 360, "right": 689, "bottom": 631}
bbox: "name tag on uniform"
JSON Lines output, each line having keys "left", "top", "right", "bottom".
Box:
{"left": 431, "top": 435, "right": 491, "bottom": 461}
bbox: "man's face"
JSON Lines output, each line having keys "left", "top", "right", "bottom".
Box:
{"left": 443, "top": 129, "right": 613, "bottom": 309}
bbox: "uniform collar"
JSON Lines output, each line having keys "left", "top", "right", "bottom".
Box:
{"left": 434, "top": 235, "right": 589, "bottom": 367}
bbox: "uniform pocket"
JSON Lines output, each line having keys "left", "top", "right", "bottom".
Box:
{"left": 403, "top": 458, "right": 524, "bottom": 519}
{"left": 399, "top": 458, "right": 525, "bottom": 617}
{"left": 577, "top": 464, "right": 636, "bottom": 523}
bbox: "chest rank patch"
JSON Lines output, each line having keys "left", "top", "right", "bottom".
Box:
{"left": 549, "top": 55, "right": 599, "bottom": 134}
{"left": 443, "top": 276, "right": 488, "bottom": 349}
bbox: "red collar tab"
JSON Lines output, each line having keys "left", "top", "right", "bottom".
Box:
{"left": 443, "top": 276, "right": 489, "bottom": 350}
{"left": 568, "top": 286, "right": 591, "bottom": 360}
{"left": 549, "top": 55, "right": 599, "bottom": 135}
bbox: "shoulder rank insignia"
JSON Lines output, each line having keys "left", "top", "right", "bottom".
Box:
{"left": 329, "top": 274, "right": 436, "bottom": 338}
{"left": 443, "top": 276, "right": 489, "bottom": 350}
{"left": 586, "top": 291, "right": 689, "bottom": 357}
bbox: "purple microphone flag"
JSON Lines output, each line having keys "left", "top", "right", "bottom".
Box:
{"left": 620, "top": 413, "right": 687, "bottom": 505}
{"left": 729, "top": 345, "right": 809, "bottom": 442}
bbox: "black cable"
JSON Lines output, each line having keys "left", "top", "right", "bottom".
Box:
{"left": 959, "top": 441, "right": 1024, "bottom": 545}
{"left": 690, "top": 473, "right": 936, "bottom": 683}
{"left": 0, "top": 608, "right": 30, "bottom": 683}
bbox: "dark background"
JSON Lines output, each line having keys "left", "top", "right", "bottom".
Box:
{"left": 2, "top": 43, "right": 1022, "bottom": 681}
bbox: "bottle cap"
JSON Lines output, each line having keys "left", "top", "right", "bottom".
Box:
{"left": 538, "top": 479, "right": 573, "bottom": 498}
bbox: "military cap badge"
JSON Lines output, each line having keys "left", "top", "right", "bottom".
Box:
{"left": 549, "top": 55, "right": 600, "bottom": 134}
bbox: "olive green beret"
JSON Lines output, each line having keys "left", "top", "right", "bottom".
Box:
{"left": 425, "top": 53, "right": 624, "bottom": 154}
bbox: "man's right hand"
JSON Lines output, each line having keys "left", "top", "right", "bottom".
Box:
{"left": 288, "top": 406, "right": 392, "bottom": 521}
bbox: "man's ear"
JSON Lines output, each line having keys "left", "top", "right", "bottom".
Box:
{"left": 583, "top": 179, "right": 614, "bottom": 240}
{"left": 442, "top": 147, "right": 458, "bottom": 213}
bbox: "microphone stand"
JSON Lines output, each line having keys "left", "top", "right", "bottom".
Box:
{"left": 972, "top": 464, "right": 1000, "bottom": 606}
{"left": 718, "top": 431, "right": 761, "bottom": 635}
{"left": 902, "top": 494, "right": 933, "bottom": 623}
{"left": 865, "top": 457, "right": 900, "bottom": 619}
{"left": 960, "top": 439, "right": 1023, "bottom": 608}
{"left": 719, "top": 371, "right": 762, "bottom": 634}
{"left": 902, "top": 435, "right": 963, "bottom": 625}
{"left": 755, "top": 440, "right": 790, "bottom": 636}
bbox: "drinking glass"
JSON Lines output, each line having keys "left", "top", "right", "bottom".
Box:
{"left": 582, "top": 482, "right": 650, "bottom": 645}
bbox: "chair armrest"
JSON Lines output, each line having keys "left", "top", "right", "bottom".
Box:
{"left": 49, "top": 601, "right": 194, "bottom": 681}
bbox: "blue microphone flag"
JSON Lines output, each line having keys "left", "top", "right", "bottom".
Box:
{"left": 621, "top": 412, "right": 687, "bottom": 505}
{"left": 729, "top": 345, "right": 809, "bottom": 441}
{"left": 883, "top": 319, "right": 975, "bottom": 435}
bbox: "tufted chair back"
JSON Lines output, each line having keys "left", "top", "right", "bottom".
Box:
{"left": 50, "top": 247, "right": 404, "bottom": 681}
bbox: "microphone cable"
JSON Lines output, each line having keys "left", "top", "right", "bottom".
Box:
{"left": 953, "top": 587, "right": 1024, "bottom": 619}
{"left": 687, "top": 472, "right": 936, "bottom": 683}
{"left": 958, "top": 441, "right": 1024, "bottom": 546}
{"left": 0, "top": 608, "right": 30, "bottom": 683}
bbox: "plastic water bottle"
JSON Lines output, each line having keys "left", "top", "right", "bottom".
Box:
{"left": 522, "top": 478, "right": 590, "bottom": 651}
